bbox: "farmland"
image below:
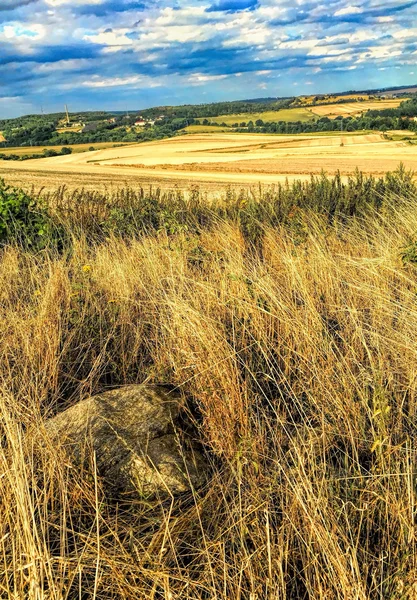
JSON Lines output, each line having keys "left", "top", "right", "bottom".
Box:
{"left": 309, "top": 99, "right": 405, "bottom": 118}
{"left": 208, "top": 98, "right": 406, "bottom": 125}
{"left": 0, "top": 141, "right": 132, "bottom": 156}
{"left": 1, "top": 130, "right": 416, "bottom": 192}
{"left": 209, "top": 107, "right": 314, "bottom": 124}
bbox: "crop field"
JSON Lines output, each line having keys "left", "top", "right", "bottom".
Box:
{"left": 209, "top": 108, "right": 314, "bottom": 125}
{"left": 1, "top": 131, "right": 416, "bottom": 192}
{"left": 184, "top": 124, "right": 230, "bottom": 133}
{"left": 209, "top": 98, "right": 406, "bottom": 125}
{"left": 309, "top": 98, "right": 405, "bottom": 118}
{"left": 299, "top": 94, "right": 371, "bottom": 105}
{"left": 0, "top": 141, "right": 132, "bottom": 156}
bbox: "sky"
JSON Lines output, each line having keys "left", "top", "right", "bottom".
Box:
{"left": 0, "top": 0, "right": 416, "bottom": 118}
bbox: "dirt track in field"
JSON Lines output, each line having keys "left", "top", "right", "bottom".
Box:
{"left": 0, "top": 132, "right": 416, "bottom": 193}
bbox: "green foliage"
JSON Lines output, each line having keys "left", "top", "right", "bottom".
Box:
{"left": 0, "top": 178, "right": 53, "bottom": 248}
{"left": 33, "top": 166, "right": 416, "bottom": 253}
{"left": 400, "top": 240, "right": 417, "bottom": 265}
{"left": 1, "top": 166, "right": 415, "bottom": 252}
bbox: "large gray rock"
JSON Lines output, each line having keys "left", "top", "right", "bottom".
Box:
{"left": 44, "top": 385, "right": 207, "bottom": 497}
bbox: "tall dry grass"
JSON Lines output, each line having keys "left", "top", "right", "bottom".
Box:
{"left": 1, "top": 189, "right": 417, "bottom": 598}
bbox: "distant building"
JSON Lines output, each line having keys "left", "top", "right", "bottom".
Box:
{"left": 82, "top": 123, "right": 99, "bottom": 133}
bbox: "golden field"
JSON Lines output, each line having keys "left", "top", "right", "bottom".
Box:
{"left": 1, "top": 131, "right": 416, "bottom": 192}
{"left": 0, "top": 141, "right": 132, "bottom": 156}
{"left": 209, "top": 98, "right": 405, "bottom": 125}
{"left": 2, "top": 175, "right": 417, "bottom": 597}
{"left": 309, "top": 99, "right": 405, "bottom": 118}
{"left": 209, "top": 107, "right": 314, "bottom": 124}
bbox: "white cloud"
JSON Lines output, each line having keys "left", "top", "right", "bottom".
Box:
{"left": 83, "top": 29, "right": 133, "bottom": 46}
{"left": 334, "top": 6, "right": 363, "bottom": 16}
{"left": 81, "top": 75, "right": 161, "bottom": 88}
{"left": 376, "top": 16, "right": 394, "bottom": 23}
{"left": 188, "top": 73, "right": 229, "bottom": 85}
{"left": 1, "top": 22, "right": 44, "bottom": 40}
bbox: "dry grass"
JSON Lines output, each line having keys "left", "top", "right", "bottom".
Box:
{"left": 1, "top": 191, "right": 417, "bottom": 598}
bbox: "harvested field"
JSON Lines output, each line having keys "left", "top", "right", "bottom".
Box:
{"left": 209, "top": 108, "right": 314, "bottom": 124}
{"left": 208, "top": 99, "right": 405, "bottom": 125}
{"left": 184, "top": 125, "right": 230, "bottom": 133}
{"left": 1, "top": 131, "right": 416, "bottom": 192}
{"left": 0, "top": 141, "right": 133, "bottom": 156}
{"left": 310, "top": 99, "right": 404, "bottom": 118}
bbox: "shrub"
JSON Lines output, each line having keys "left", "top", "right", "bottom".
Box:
{"left": 0, "top": 178, "right": 53, "bottom": 248}
{"left": 43, "top": 148, "right": 59, "bottom": 157}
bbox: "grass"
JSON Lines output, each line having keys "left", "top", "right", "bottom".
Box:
{"left": 0, "top": 141, "right": 132, "bottom": 156}
{"left": 1, "top": 170, "right": 417, "bottom": 598}
{"left": 386, "top": 130, "right": 417, "bottom": 141}
{"left": 209, "top": 107, "right": 315, "bottom": 125}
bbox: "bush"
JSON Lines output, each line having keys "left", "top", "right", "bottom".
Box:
{"left": 43, "top": 148, "right": 59, "bottom": 157}
{"left": 0, "top": 178, "right": 53, "bottom": 248}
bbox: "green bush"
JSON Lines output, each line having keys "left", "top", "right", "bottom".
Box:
{"left": 43, "top": 148, "right": 59, "bottom": 157}
{"left": 0, "top": 178, "right": 53, "bottom": 248}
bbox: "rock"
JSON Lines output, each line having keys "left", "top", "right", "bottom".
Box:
{"left": 44, "top": 385, "right": 207, "bottom": 497}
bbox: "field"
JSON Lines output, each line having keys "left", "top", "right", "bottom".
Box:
{"left": 209, "top": 107, "right": 314, "bottom": 124}
{"left": 1, "top": 131, "right": 416, "bottom": 192}
{"left": 209, "top": 98, "right": 406, "bottom": 125}
{"left": 184, "top": 124, "right": 230, "bottom": 133}
{"left": 377, "top": 86, "right": 417, "bottom": 96}
{"left": 2, "top": 169, "right": 417, "bottom": 598}
{"left": 309, "top": 99, "right": 405, "bottom": 118}
{"left": 0, "top": 141, "right": 132, "bottom": 156}
{"left": 299, "top": 94, "right": 371, "bottom": 105}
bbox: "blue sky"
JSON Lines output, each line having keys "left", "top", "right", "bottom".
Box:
{"left": 0, "top": 0, "right": 416, "bottom": 118}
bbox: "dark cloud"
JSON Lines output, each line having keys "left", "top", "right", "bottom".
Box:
{"left": 333, "top": 0, "right": 417, "bottom": 21}
{"left": 0, "top": 44, "right": 102, "bottom": 66}
{"left": 0, "top": 0, "right": 38, "bottom": 10}
{"left": 206, "top": 0, "right": 258, "bottom": 13}
{"left": 76, "top": 1, "right": 146, "bottom": 17}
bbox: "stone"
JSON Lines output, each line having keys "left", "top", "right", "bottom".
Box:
{"left": 44, "top": 385, "right": 207, "bottom": 497}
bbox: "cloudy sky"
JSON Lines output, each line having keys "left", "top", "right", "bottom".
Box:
{"left": 1, "top": 0, "right": 416, "bottom": 118}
